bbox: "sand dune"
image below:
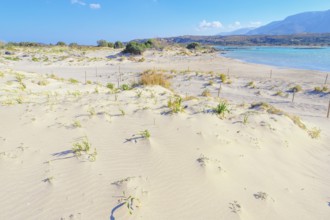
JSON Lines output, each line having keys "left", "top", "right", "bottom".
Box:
{"left": 0, "top": 47, "right": 329, "bottom": 220}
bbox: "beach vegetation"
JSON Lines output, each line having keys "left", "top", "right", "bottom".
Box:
{"left": 114, "top": 41, "right": 124, "bottom": 49}
{"left": 213, "top": 102, "right": 230, "bottom": 117}
{"left": 118, "top": 192, "right": 141, "bottom": 215}
{"left": 123, "top": 41, "right": 147, "bottom": 55}
{"left": 37, "top": 79, "right": 49, "bottom": 86}
{"left": 121, "top": 84, "right": 130, "bottom": 91}
{"left": 314, "top": 86, "right": 328, "bottom": 93}
{"left": 56, "top": 41, "right": 66, "bottom": 46}
{"left": 106, "top": 83, "right": 115, "bottom": 90}
{"left": 186, "top": 42, "right": 200, "bottom": 50}
{"left": 68, "top": 78, "right": 79, "bottom": 84}
{"left": 201, "top": 89, "right": 211, "bottom": 97}
{"left": 97, "top": 39, "right": 108, "bottom": 47}
{"left": 72, "top": 137, "right": 97, "bottom": 162}
{"left": 219, "top": 74, "right": 227, "bottom": 83}
{"left": 290, "top": 85, "right": 302, "bottom": 93}
{"left": 140, "top": 69, "right": 171, "bottom": 88}
{"left": 247, "top": 81, "right": 256, "bottom": 88}
{"left": 73, "top": 120, "right": 82, "bottom": 128}
{"left": 308, "top": 127, "right": 321, "bottom": 139}
{"left": 140, "top": 130, "right": 151, "bottom": 139}
{"left": 168, "top": 96, "right": 184, "bottom": 113}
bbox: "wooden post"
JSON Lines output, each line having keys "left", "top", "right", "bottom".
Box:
{"left": 324, "top": 74, "right": 328, "bottom": 85}
{"left": 327, "top": 100, "right": 330, "bottom": 118}
{"left": 217, "top": 83, "right": 222, "bottom": 97}
{"left": 95, "top": 67, "right": 98, "bottom": 78}
{"left": 270, "top": 70, "right": 272, "bottom": 79}
{"left": 292, "top": 90, "right": 296, "bottom": 103}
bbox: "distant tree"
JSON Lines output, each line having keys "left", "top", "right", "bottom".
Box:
{"left": 186, "top": 42, "right": 200, "bottom": 50}
{"left": 114, "top": 41, "right": 124, "bottom": 49}
{"left": 107, "top": 42, "right": 114, "bottom": 48}
{"left": 144, "top": 39, "right": 154, "bottom": 48}
{"left": 97, "top": 39, "right": 108, "bottom": 47}
{"left": 56, "top": 41, "right": 66, "bottom": 46}
{"left": 69, "top": 43, "right": 79, "bottom": 47}
{"left": 123, "top": 41, "right": 146, "bottom": 55}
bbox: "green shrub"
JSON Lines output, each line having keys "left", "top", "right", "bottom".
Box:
{"left": 108, "top": 42, "right": 114, "bottom": 48}
{"left": 168, "top": 96, "right": 184, "bottom": 113}
{"left": 290, "top": 85, "right": 302, "bottom": 93}
{"left": 114, "top": 41, "right": 124, "bottom": 49}
{"left": 97, "top": 39, "right": 108, "bottom": 47}
{"left": 123, "top": 41, "right": 146, "bottom": 55}
{"left": 56, "top": 41, "right": 66, "bottom": 46}
{"left": 106, "top": 83, "right": 114, "bottom": 90}
{"left": 121, "top": 84, "right": 130, "bottom": 90}
{"left": 68, "top": 78, "right": 79, "bottom": 84}
{"left": 213, "top": 102, "right": 230, "bottom": 117}
{"left": 187, "top": 42, "right": 200, "bottom": 50}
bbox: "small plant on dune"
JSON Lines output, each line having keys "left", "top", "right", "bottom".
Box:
{"left": 213, "top": 102, "right": 230, "bottom": 118}
{"left": 72, "top": 137, "right": 97, "bottom": 162}
{"left": 106, "top": 83, "right": 114, "bottom": 90}
{"left": 72, "top": 138, "right": 90, "bottom": 155}
{"left": 119, "top": 108, "right": 126, "bottom": 116}
{"left": 0, "top": 72, "right": 4, "bottom": 78}
{"left": 140, "top": 70, "right": 171, "bottom": 88}
{"left": 43, "top": 176, "right": 55, "bottom": 184}
{"left": 138, "top": 57, "right": 145, "bottom": 62}
{"left": 37, "top": 79, "right": 49, "bottom": 86}
{"left": 289, "top": 85, "right": 302, "bottom": 93}
{"left": 15, "top": 74, "right": 25, "bottom": 83}
{"left": 243, "top": 114, "right": 249, "bottom": 125}
{"left": 94, "top": 86, "right": 99, "bottom": 94}
{"left": 68, "top": 78, "right": 79, "bottom": 84}
{"left": 308, "top": 127, "right": 321, "bottom": 139}
{"left": 247, "top": 81, "right": 256, "bottom": 88}
{"left": 219, "top": 74, "right": 227, "bottom": 83}
{"left": 136, "top": 90, "right": 143, "bottom": 98}
{"left": 201, "top": 89, "right": 211, "bottom": 97}
{"left": 140, "top": 130, "right": 151, "bottom": 139}
{"left": 32, "top": 57, "right": 39, "bottom": 62}
{"left": 208, "top": 80, "right": 214, "bottom": 86}
{"left": 87, "top": 107, "right": 96, "bottom": 116}
{"left": 121, "top": 84, "right": 131, "bottom": 91}
{"left": 86, "top": 80, "right": 92, "bottom": 84}
{"left": 117, "top": 191, "right": 141, "bottom": 215}
{"left": 167, "top": 96, "right": 184, "bottom": 113}
{"left": 314, "top": 86, "right": 328, "bottom": 93}
{"left": 254, "top": 192, "right": 268, "bottom": 200}
{"left": 72, "top": 120, "right": 82, "bottom": 128}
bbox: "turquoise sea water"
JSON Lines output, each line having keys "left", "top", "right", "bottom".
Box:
{"left": 218, "top": 46, "right": 330, "bottom": 72}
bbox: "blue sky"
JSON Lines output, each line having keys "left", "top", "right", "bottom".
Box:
{"left": 0, "top": 0, "right": 329, "bottom": 45}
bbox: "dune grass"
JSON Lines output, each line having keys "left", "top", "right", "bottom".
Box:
{"left": 140, "top": 69, "right": 171, "bottom": 88}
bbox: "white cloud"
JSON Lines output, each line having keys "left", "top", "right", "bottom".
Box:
{"left": 71, "top": 0, "right": 86, "bottom": 6}
{"left": 198, "top": 20, "right": 223, "bottom": 30}
{"left": 89, "top": 3, "right": 101, "bottom": 9}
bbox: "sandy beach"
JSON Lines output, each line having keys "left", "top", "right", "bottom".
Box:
{"left": 0, "top": 46, "right": 329, "bottom": 220}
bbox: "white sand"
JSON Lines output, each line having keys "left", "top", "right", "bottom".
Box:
{"left": 0, "top": 46, "right": 329, "bottom": 220}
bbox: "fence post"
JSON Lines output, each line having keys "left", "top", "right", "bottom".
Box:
{"left": 327, "top": 100, "right": 330, "bottom": 118}
{"left": 217, "top": 83, "right": 222, "bottom": 97}
{"left": 270, "top": 70, "right": 272, "bottom": 79}
{"left": 324, "top": 74, "right": 328, "bottom": 85}
{"left": 292, "top": 90, "right": 296, "bottom": 103}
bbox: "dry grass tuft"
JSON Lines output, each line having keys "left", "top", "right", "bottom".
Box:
{"left": 140, "top": 69, "right": 171, "bottom": 88}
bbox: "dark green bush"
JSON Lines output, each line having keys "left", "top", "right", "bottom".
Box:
{"left": 187, "top": 42, "right": 200, "bottom": 50}
{"left": 123, "top": 41, "right": 146, "bottom": 55}
{"left": 114, "top": 41, "right": 124, "bottom": 49}
{"left": 56, "top": 41, "right": 66, "bottom": 46}
{"left": 97, "top": 39, "right": 108, "bottom": 47}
